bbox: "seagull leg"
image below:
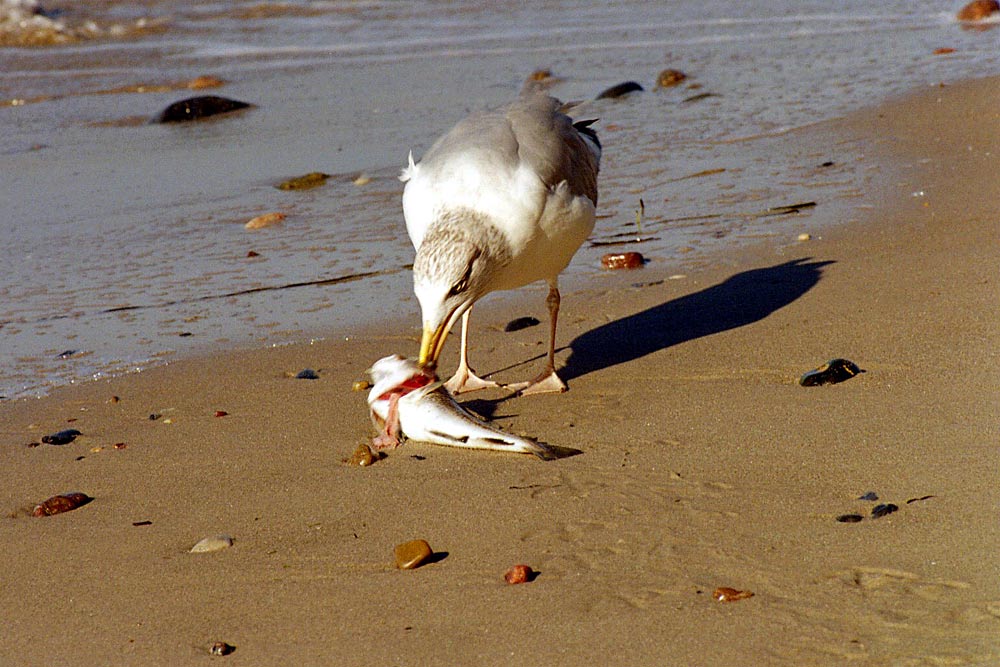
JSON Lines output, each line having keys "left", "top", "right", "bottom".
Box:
{"left": 444, "top": 309, "right": 500, "bottom": 394}
{"left": 508, "top": 285, "right": 568, "bottom": 395}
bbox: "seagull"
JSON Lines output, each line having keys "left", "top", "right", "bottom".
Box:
{"left": 400, "top": 89, "right": 601, "bottom": 395}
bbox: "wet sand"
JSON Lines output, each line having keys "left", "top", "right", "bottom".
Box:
{"left": 1, "top": 77, "right": 999, "bottom": 666}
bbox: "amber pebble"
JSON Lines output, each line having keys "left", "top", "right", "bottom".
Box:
{"left": 657, "top": 69, "right": 688, "bottom": 87}
{"left": 504, "top": 564, "right": 534, "bottom": 584}
{"left": 277, "top": 172, "right": 330, "bottom": 190}
{"left": 246, "top": 250, "right": 260, "bottom": 258}
{"left": 347, "top": 444, "right": 378, "bottom": 467}
{"left": 113, "top": 442, "right": 127, "bottom": 450}
{"left": 713, "top": 587, "right": 754, "bottom": 602}
{"left": 933, "top": 47, "right": 956, "bottom": 55}
{"left": 596, "top": 81, "right": 644, "bottom": 100}
{"left": 155, "top": 96, "right": 251, "bottom": 123}
{"left": 214, "top": 410, "right": 228, "bottom": 417}
{"left": 352, "top": 380, "right": 372, "bottom": 392}
{"left": 31, "top": 492, "right": 93, "bottom": 517}
{"left": 957, "top": 0, "right": 999, "bottom": 20}
{"left": 245, "top": 212, "right": 286, "bottom": 230}
{"left": 186, "top": 75, "right": 224, "bottom": 90}
{"left": 601, "top": 252, "right": 645, "bottom": 270}
{"left": 394, "top": 539, "right": 433, "bottom": 569}
{"left": 798, "top": 358, "right": 862, "bottom": 386}
{"left": 209, "top": 641, "right": 236, "bottom": 656}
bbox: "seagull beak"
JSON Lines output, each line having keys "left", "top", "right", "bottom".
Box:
{"left": 418, "top": 319, "right": 450, "bottom": 371}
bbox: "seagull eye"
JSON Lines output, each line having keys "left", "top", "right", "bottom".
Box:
{"left": 447, "top": 275, "right": 469, "bottom": 298}
{"left": 447, "top": 252, "right": 479, "bottom": 298}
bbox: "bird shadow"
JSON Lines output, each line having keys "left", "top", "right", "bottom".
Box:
{"left": 465, "top": 257, "right": 833, "bottom": 417}
{"left": 560, "top": 257, "right": 834, "bottom": 382}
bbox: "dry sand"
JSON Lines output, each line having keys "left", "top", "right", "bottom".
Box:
{"left": 2, "top": 77, "right": 999, "bottom": 666}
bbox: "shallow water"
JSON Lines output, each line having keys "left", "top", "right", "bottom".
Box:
{"left": 2, "top": 0, "right": 999, "bottom": 399}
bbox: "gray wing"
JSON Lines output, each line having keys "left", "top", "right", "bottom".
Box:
{"left": 418, "top": 92, "right": 600, "bottom": 206}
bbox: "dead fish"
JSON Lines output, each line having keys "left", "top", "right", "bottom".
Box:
{"left": 365, "top": 355, "right": 565, "bottom": 460}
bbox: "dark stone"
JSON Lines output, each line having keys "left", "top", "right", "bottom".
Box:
{"left": 295, "top": 368, "right": 319, "bottom": 380}
{"left": 871, "top": 503, "right": 899, "bottom": 519}
{"left": 596, "top": 81, "right": 644, "bottom": 100}
{"left": 41, "top": 429, "right": 82, "bottom": 445}
{"left": 858, "top": 491, "right": 879, "bottom": 501}
{"left": 836, "top": 514, "right": 864, "bottom": 523}
{"left": 504, "top": 316, "right": 540, "bottom": 332}
{"left": 155, "top": 96, "right": 252, "bottom": 123}
{"left": 799, "top": 358, "right": 863, "bottom": 386}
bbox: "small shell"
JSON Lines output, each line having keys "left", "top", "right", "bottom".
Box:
{"left": 244, "top": 212, "right": 286, "bottom": 230}
{"left": 190, "top": 534, "right": 234, "bottom": 553}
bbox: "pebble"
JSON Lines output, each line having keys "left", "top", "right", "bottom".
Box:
{"left": 295, "top": 368, "right": 319, "bottom": 380}
{"left": 32, "top": 492, "right": 93, "bottom": 517}
{"left": 394, "top": 539, "right": 433, "bottom": 569}
{"left": 858, "top": 491, "right": 879, "bottom": 501}
{"left": 504, "top": 564, "right": 534, "bottom": 584}
{"left": 798, "top": 358, "right": 863, "bottom": 386}
{"left": 190, "top": 534, "right": 234, "bottom": 553}
{"left": 352, "top": 174, "right": 371, "bottom": 186}
{"left": 836, "top": 513, "right": 864, "bottom": 523}
{"left": 186, "top": 75, "right": 225, "bottom": 90}
{"left": 244, "top": 212, "right": 286, "bottom": 230}
{"left": 596, "top": 81, "right": 644, "bottom": 100}
{"left": 504, "top": 316, "right": 540, "bottom": 332}
{"left": 155, "top": 95, "right": 252, "bottom": 123}
{"left": 871, "top": 503, "right": 899, "bottom": 519}
{"left": 957, "top": 0, "right": 999, "bottom": 21}
{"left": 601, "top": 252, "right": 645, "bottom": 270}
{"left": 214, "top": 410, "right": 229, "bottom": 417}
{"left": 797, "top": 233, "right": 811, "bottom": 241}
{"left": 657, "top": 68, "right": 688, "bottom": 87}
{"left": 41, "top": 429, "right": 82, "bottom": 445}
{"left": 713, "top": 587, "right": 754, "bottom": 602}
{"left": 209, "top": 641, "right": 236, "bottom": 656}
{"left": 277, "top": 172, "right": 330, "bottom": 190}
{"left": 346, "top": 444, "right": 379, "bottom": 467}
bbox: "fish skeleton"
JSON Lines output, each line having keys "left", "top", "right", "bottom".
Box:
{"left": 366, "top": 354, "right": 566, "bottom": 460}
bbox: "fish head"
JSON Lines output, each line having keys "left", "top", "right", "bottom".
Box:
{"left": 366, "top": 354, "right": 435, "bottom": 406}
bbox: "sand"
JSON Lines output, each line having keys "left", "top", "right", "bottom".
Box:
{"left": 2, "top": 77, "right": 999, "bottom": 666}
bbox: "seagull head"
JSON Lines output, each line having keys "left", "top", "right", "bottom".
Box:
{"left": 413, "top": 236, "right": 488, "bottom": 372}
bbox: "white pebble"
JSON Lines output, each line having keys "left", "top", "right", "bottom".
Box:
{"left": 190, "top": 534, "right": 234, "bottom": 553}
{"left": 797, "top": 233, "right": 811, "bottom": 242}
